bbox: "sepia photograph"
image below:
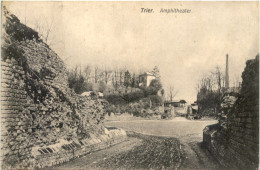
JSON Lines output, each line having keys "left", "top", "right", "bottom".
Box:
{"left": 1, "top": 1, "right": 259, "bottom": 169}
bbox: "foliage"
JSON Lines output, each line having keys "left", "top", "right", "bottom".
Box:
{"left": 68, "top": 72, "right": 89, "bottom": 94}
{"left": 123, "top": 91, "right": 145, "bottom": 103}
{"left": 131, "top": 73, "right": 138, "bottom": 88}
{"left": 4, "top": 8, "right": 40, "bottom": 42}
{"left": 124, "top": 70, "right": 132, "bottom": 88}
{"left": 152, "top": 66, "right": 160, "bottom": 79}
{"left": 149, "top": 79, "right": 162, "bottom": 91}
{"left": 99, "top": 81, "right": 107, "bottom": 93}
{"left": 67, "top": 68, "right": 96, "bottom": 94}
{"left": 105, "top": 94, "right": 163, "bottom": 117}
{"left": 105, "top": 94, "right": 126, "bottom": 105}
{"left": 240, "top": 54, "right": 259, "bottom": 104}
{"left": 196, "top": 66, "right": 226, "bottom": 116}
{"left": 67, "top": 64, "right": 164, "bottom": 117}
{"left": 197, "top": 90, "right": 222, "bottom": 116}
{"left": 160, "top": 89, "right": 165, "bottom": 96}
{"left": 141, "top": 87, "right": 157, "bottom": 96}
{"left": 150, "top": 95, "right": 164, "bottom": 107}
{"left": 236, "top": 54, "right": 259, "bottom": 110}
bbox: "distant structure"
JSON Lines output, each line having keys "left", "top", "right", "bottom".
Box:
{"left": 139, "top": 72, "right": 156, "bottom": 87}
{"left": 164, "top": 100, "right": 187, "bottom": 107}
{"left": 225, "top": 54, "right": 229, "bottom": 89}
{"left": 164, "top": 100, "right": 188, "bottom": 117}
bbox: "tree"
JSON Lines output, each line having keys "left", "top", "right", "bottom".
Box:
{"left": 67, "top": 65, "right": 86, "bottom": 94}
{"left": 124, "top": 70, "right": 131, "bottom": 93}
{"left": 119, "top": 69, "right": 125, "bottom": 86}
{"left": 112, "top": 70, "right": 117, "bottom": 87}
{"left": 152, "top": 66, "right": 160, "bottom": 79}
{"left": 169, "top": 85, "right": 178, "bottom": 101}
{"left": 161, "top": 89, "right": 165, "bottom": 96}
{"left": 231, "top": 75, "right": 241, "bottom": 89}
{"left": 131, "top": 73, "right": 136, "bottom": 88}
{"left": 214, "top": 66, "right": 224, "bottom": 93}
{"left": 33, "top": 16, "right": 55, "bottom": 44}
{"left": 94, "top": 66, "right": 100, "bottom": 83}
{"left": 150, "top": 95, "right": 163, "bottom": 107}
{"left": 196, "top": 66, "right": 226, "bottom": 115}
{"left": 83, "top": 65, "right": 92, "bottom": 82}
{"left": 150, "top": 79, "right": 162, "bottom": 91}
{"left": 67, "top": 65, "right": 95, "bottom": 94}
{"left": 99, "top": 81, "right": 107, "bottom": 93}
{"left": 102, "top": 66, "right": 112, "bottom": 84}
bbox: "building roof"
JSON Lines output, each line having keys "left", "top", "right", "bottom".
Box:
{"left": 164, "top": 100, "right": 187, "bottom": 104}
{"left": 179, "top": 100, "right": 187, "bottom": 103}
{"left": 139, "top": 72, "right": 155, "bottom": 77}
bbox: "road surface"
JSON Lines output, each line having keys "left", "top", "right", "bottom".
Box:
{"left": 55, "top": 118, "right": 222, "bottom": 170}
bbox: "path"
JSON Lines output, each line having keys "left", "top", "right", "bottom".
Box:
{"left": 54, "top": 118, "right": 222, "bottom": 169}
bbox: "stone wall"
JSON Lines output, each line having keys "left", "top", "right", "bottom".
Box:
{"left": 203, "top": 55, "right": 259, "bottom": 170}
{"left": 1, "top": 8, "right": 127, "bottom": 169}
{"left": 31, "top": 128, "right": 127, "bottom": 169}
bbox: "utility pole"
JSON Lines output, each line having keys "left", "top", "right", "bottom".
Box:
{"left": 225, "top": 54, "right": 229, "bottom": 89}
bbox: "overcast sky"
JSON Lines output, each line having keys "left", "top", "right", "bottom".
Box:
{"left": 6, "top": 2, "right": 259, "bottom": 102}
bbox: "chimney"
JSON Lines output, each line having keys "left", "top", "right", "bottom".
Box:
{"left": 225, "top": 54, "right": 229, "bottom": 89}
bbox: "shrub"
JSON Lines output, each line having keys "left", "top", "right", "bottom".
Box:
{"left": 149, "top": 79, "right": 162, "bottom": 91}
{"left": 68, "top": 72, "right": 94, "bottom": 94}
{"left": 122, "top": 91, "right": 145, "bottom": 102}
{"left": 105, "top": 94, "right": 126, "bottom": 105}
{"left": 150, "top": 95, "right": 163, "bottom": 107}
{"left": 98, "top": 81, "right": 107, "bottom": 93}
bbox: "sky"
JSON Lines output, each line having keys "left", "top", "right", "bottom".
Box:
{"left": 5, "top": 2, "right": 259, "bottom": 103}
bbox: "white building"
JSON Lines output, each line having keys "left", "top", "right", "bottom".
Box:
{"left": 138, "top": 72, "right": 156, "bottom": 87}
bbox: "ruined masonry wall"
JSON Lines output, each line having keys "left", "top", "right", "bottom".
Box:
{"left": 225, "top": 56, "right": 259, "bottom": 169}
{"left": 1, "top": 59, "right": 29, "bottom": 166}
{"left": 0, "top": 58, "right": 127, "bottom": 168}
{"left": 203, "top": 56, "right": 259, "bottom": 170}
{"left": 1, "top": 9, "right": 127, "bottom": 169}
{"left": 226, "top": 110, "right": 259, "bottom": 169}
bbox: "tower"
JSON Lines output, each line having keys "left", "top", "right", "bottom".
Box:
{"left": 225, "top": 54, "right": 229, "bottom": 89}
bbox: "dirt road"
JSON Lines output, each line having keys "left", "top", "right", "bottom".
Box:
{"left": 105, "top": 118, "right": 222, "bottom": 170}
{"left": 55, "top": 118, "right": 222, "bottom": 170}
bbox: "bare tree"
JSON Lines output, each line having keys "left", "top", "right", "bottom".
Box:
{"left": 83, "top": 65, "right": 92, "bottom": 82}
{"left": 94, "top": 66, "right": 100, "bottom": 84}
{"left": 232, "top": 75, "right": 241, "bottom": 88}
{"left": 103, "top": 66, "right": 112, "bottom": 84}
{"left": 197, "top": 67, "right": 223, "bottom": 94}
{"left": 113, "top": 69, "right": 118, "bottom": 86}
{"left": 32, "top": 16, "right": 54, "bottom": 44}
{"left": 169, "top": 85, "right": 179, "bottom": 101}
{"left": 44, "top": 19, "right": 53, "bottom": 44}
{"left": 214, "top": 66, "right": 224, "bottom": 93}
{"left": 119, "top": 70, "right": 124, "bottom": 86}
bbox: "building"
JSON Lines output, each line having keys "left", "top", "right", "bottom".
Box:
{"left": 164, "top": 100, "right": 188, "bottom": 117}
{"left": 164, "top": 100, "right": 187, "bottom": 107}
{"left": 138, "top": 72, "right": 156, "bottom": 87}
